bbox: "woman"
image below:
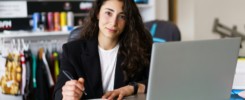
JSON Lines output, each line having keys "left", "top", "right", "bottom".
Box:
{"left": 54, "top": 0, "right": 152, "bottom": 99}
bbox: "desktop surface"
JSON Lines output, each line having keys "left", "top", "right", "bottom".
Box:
{"left": 124, "top": 93, "right": 244, "bottom": 100}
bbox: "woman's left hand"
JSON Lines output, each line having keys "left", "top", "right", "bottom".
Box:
{"left": 102, "top": 85, "right": 134, "bottom": 100}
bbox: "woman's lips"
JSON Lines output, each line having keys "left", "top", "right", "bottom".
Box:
{"left": 106, "top": 27, "right": 116, "bottom": 33}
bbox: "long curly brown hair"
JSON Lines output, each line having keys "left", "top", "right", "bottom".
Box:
{"left": 80, "top": 0, "right": 153, "bottom": 81}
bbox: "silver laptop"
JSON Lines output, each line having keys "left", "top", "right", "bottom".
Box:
{"left": 147, "top": 38, "right": 241, "bottom": 100}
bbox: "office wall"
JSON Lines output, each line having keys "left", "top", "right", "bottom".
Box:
{"left": 155, "top": 0, "right": 168, "bottom": 20}
{"left": 139, "top": 0, "right": 168, "bottom": 22}
{"left": 177, "top": 0, "right": 195, "bottom": 41}
{"left": 177, "top": 0, "right": 245, "bottom": 56}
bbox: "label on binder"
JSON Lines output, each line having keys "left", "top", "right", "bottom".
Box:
{"left": 0, "top": 1, "right": 27, "bottom": 18}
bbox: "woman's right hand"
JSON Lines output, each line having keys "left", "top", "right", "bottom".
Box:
{"left": 62, "top": 78, "right": 85, "bottom": 100}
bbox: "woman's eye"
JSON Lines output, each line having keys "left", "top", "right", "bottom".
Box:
{"left": 105, "top": 11, "right": 112, "bottom": 16}
{"left": 119, "top": 15, "right": 126, "bottom": 20}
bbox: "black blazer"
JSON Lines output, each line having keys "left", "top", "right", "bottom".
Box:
{"left": 53, "top": 38, "right": 149, "bottom": 99}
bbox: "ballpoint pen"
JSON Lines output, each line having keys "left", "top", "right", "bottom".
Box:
{"left": 62, "top": 70, "right": 87, "bottom": 95}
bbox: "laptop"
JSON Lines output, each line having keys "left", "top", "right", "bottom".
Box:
{"left": 146, "top": 38, "right": 241, "bottom": 100}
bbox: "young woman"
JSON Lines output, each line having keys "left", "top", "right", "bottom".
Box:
{"left": 54, "top": 0, "right": 152, "bottom": 100}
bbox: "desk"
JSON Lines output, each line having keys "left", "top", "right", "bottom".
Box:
{"left": 124, "top": 94, "right": 244, "bottom": 100}
{"left": 0, "top": 92, "right": 243, "bottom": 100}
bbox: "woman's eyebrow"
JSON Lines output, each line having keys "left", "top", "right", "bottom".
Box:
{"left": 105, "top": 8, "right": 124, "bottom": 14}
{"left": 105, "top": 8, "right": 114, "bottom": 12}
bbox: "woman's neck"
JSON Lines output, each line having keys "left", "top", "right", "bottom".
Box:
{"left": 98, "top": 35, "right": 119, "bottom": 50}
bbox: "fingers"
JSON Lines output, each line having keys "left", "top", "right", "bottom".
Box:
{"left": 62, "top": 78, "right": 85, "bottom": 100}
{"left": 62, "top": 96, "right": 79, "bottom": 100}
{"left": 62, "top": 83, "right": 82, "bottom": 98}
{"left": 78, "top": 77, "right": 87, "bottom": 95}
{"left": 78, "top": 77, "right": 84, "bottom": 83}
{"left": 102, "top": 91, "right": 113, "bottom": 99}
{"left": 102, "top": 85, "right": 135, "bottom": 100}
{"left": 117, "top": 94, "right": 124, "bottom": 100}
{"left": 65, "top": 80, "right": 84, "bottom": 92}
{"left": 108, "top": 91, "right": 121, "bottom": 100}
{"left": 77, "top": 78, "right": 85, "bottom": 90}
{"left": 102, "top": 90, "right": 125, "bottom": 100}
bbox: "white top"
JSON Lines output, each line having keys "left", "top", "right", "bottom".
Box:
{"left": 98, "top": 44, "right": 119, "bottom": 92}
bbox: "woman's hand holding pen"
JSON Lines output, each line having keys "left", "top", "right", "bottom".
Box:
{"left": 62, "top": 78, "right": 85, "bottom": 100}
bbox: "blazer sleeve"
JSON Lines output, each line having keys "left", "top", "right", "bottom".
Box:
{"left": 53, "top": 43, "right": 78, "bottom": 100}
{"left": 137, "top": 64, "right": 150, "bottom": 93}
{"left": 137, "top": 49, "right": 151, "bottom": 93}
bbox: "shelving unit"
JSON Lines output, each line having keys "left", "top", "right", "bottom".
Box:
{"left": 0, "top": 31, "right": 70, "bottom": 43}
{"left": 0, "top": 31, "right": 69, "bottom": 38}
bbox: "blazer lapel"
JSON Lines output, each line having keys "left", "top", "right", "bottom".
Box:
{"left": 114, "top": 51, "right": 126, "bottom": 89}
{"left": 80, "top": 39, "right": 103, "bottom": 98}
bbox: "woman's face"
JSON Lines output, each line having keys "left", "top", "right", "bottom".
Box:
{"left": 97, "top": 0, "right": 126, "bottom": 40}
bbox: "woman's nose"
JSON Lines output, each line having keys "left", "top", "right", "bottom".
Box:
{"left": 110, "top": 16, "right": 118, "bottom": 27}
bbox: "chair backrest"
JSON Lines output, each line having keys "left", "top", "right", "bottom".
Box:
{"left": 67, "top": 26, "right": 83, "bottom": 42}
{"left": 145, "top": 20, "right": 181, "bottom": 42}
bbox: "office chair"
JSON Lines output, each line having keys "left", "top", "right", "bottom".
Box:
{"left": 145, "top": 20, "right": 181, "bottom": 42}
{"left": 67, "top": 26, "right": 83, "bottom": 42}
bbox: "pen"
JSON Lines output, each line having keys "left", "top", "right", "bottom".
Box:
{"left": 62, "top": 70, "right": 87, "bottom": 96}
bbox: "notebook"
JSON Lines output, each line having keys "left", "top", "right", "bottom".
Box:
{"left": 147, "top": 38, "right": 241, "bottom": 100}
